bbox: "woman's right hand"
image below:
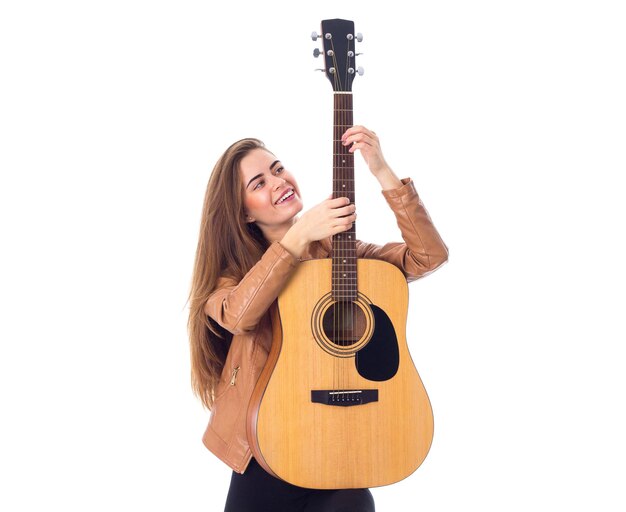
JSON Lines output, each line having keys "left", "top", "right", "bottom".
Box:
{"left": 280, "top": 196, "right": 356, "bottom": 258}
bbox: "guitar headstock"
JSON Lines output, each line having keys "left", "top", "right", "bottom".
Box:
{"left": 312, "top": 19, "right": 363, "bottom": 92}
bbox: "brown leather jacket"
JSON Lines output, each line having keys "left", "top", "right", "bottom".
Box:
{"left": 202, "top": 178, "right": 448, "bottom": 473}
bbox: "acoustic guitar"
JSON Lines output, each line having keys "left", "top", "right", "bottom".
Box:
{"left": 247, "top": 18, "right": 434, "bottom": 489}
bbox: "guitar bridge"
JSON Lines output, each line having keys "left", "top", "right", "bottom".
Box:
{"left": 311, "top": 389, "right": 378, "bottom": 407}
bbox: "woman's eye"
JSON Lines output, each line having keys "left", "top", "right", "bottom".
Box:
{"left": 275, "top": 167, "right": 284, "bottom": 174}
{"left": 254, "top": 180, "right": 265, "bottom": 190}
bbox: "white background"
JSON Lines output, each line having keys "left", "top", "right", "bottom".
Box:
{"left": 1, "top": 1, "right": 625, "bottom": 510}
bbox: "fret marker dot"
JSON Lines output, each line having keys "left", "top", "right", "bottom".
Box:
{"left": 343, "top": 259, "right": 346, "bottom": 263}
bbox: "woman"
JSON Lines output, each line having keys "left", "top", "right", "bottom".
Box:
{"left": 188, "top": 126, "right": 448, "bottom": 511}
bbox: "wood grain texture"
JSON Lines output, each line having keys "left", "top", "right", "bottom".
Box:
{"left": 248, "top": 258, "right": 434, "bottom": 489}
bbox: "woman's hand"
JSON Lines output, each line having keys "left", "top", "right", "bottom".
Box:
{"left": 341, "top": 126, "right": 403, "bottom": 190}
{"left": 280, "top": 196, "right": 356, "bottom": 258}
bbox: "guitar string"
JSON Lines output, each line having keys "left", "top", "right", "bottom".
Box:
{"left": 343, "top": 73, "right": 352, "bottom": 395}
{"left": 341, "top": 77, "right": 353, "bottom": 396}
{"left": 329, "top": 33, "right": 357, "bottom": 398}
{"left": 341, "top": 91, "right": 354, "bottom": 396}
{"left": 340, "top": 72, "right": 346, "bottom": 394}
{"left": 336, "top": 83, "right": 354, "bottom": 396}
{"left": 336, "top": 43, "right": 347, "bottom": 396}
{"left": 337, "top": 87, "right": 342, "bottom": 394}
{"left": 331, "top": 37, "right": 339, "bottom": 396}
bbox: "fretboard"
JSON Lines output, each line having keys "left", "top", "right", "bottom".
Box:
{"left": 331, "top": 92, "right": 356, "bottom": 301}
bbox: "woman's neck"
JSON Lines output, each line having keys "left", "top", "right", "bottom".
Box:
{"left": 259, "top": 216, "right": 299, "bottom": 244}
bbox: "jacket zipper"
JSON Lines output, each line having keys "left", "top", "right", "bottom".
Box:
{"left": 229, "top": 366, "right": 240, "bottom": 386}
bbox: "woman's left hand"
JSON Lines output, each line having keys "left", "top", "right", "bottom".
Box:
{"left": 341, "top": 125, "right": 390, "bottom": 177}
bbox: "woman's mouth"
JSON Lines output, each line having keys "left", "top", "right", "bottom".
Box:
{"left": 275, "top": 189, "right": 295, "bottom": 205}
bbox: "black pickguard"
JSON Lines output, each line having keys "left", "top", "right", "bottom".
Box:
{"left": 355, "top": 304, "right": 399, "bottom": 381}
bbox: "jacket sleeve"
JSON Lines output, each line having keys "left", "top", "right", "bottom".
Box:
{"left": 356, "top": 178, "right": 448, "bottom": 282}
{"left": 204, "top": 241, "right": 299, "bottom": 335}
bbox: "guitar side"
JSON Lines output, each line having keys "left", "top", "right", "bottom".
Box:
{"left": 247, "top": 258, "right": 434, "bottom": 489}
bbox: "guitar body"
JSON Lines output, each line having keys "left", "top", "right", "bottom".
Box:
{"left": 247, "top": 258, "right": 434, "bottom": 489}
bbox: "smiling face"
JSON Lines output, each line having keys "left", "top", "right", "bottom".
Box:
{"left": 240, "top": 148, "right": 303, "bottom": 241}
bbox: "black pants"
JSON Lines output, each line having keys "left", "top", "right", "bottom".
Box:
{"left": 224, "top": 458, "right": 375, "bottom": 512}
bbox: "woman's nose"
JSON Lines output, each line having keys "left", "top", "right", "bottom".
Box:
{"left": 272, "top": 176, "right": 286, "bottom": 189}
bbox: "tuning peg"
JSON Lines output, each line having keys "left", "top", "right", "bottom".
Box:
{"left": 346, "top": 33, "right": 364, "bottom": 42}
{"left": 357, "top": 67, "right": 365, "bottom": 76}
{"left": 313, "top": 48, "right": 321, "bottom": 58}
{"left": 311, "top": 31, "right": 320, "bottom": 41}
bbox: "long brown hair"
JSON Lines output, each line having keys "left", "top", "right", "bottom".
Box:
{"left": 188, "top": 138, "right": 270, "bottom": 409}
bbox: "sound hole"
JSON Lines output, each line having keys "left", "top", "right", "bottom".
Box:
{"left": 322, "top": 301, "right": 367, "bottom": 346}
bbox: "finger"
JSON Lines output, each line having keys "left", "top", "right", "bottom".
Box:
{"left": 331, "top": 222, "right": 354, "bottom": 235}
{"left": 331, "top": 206, "right": 355, "bottom": 221}
{"left": 340, "top": 126, "right": 357, "bottom": 141}
{"left": 346, "top": 133, "right": 376, "bottom": 151}
{"left": 333, "top": 212, "right": 357, "bottom": 226}
{"left": 335, "top": 204, "right": 356, "bottom": 216}
{"left": 348, "top": 139, "right": 373, "bottom": 153}
{"left": 343, "top": 133, "right": 369, "bottom": 145}
{"left": 328, "top": 196, "right": 351, "bottom": 207}
{"left": 341, "top": 125, "right": 369, "bottom": 140}
{"left": 342, "top": 125, "right": 377, "bottom": 142}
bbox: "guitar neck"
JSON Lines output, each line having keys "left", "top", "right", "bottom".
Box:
{"left": 332, "top": 92, "right": 357, "bottom": 301}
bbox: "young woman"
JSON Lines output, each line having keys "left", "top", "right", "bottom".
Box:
{"left": 188, "top": 126, "right": 448, "bottom": 511}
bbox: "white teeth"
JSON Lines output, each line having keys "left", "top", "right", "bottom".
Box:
{"left": 275, "top": 189, "right": 294, "bottom": 204}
